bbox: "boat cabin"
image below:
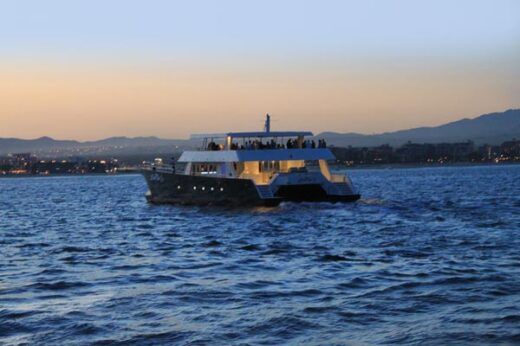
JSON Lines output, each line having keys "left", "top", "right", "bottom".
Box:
{"left": 178, "top": 129, "right": 344, "bottom": 186}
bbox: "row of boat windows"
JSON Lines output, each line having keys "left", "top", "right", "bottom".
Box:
{"left": 177, "top": 185, "right": 224, "bottom": 192}
{"left": 192, "top": 161, "right": 285, "bottom": 173}
{"left": 192, "top": 164, "right": 218, "bottom": 174}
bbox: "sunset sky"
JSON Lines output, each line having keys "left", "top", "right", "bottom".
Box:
{"left": 1, "top": 0, "right": 519, "bottom": 140}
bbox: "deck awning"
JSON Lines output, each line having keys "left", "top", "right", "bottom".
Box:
{"left": 227, "top": 131, "right": 313, "bottom": 138}
{"left": 190, "top": 131, "right": 313, "bottom": 140}
{"left": 178, "top": 148, "right": 335, "bottom": 163}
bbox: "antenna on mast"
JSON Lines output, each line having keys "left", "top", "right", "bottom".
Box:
{"left": 264, "top": 113, "right": 271, "bottom": 133}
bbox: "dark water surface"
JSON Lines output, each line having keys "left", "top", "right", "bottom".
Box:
{"left": 1, "top": 165, "right": 519, "bottom": 345}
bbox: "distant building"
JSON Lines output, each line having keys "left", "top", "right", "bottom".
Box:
{"left": 500, "top": 139, "right": 520, "bottom": 158}
{"left": 331, "top": 139, "right": 518, "bottom": 166}
{"left": 0, "top": 154, "right": 119, "bottom": 176}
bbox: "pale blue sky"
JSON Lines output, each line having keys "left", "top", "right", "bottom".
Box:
{"left": 1, "top": 0, "right": 518, "bottom": 60}
{"left": 0, "top": 0, "right": 519, "bottom": 139}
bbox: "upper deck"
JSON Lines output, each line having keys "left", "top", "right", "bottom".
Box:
{"left": 191, "top": 131, "right": 313, "bottom": 140}
{"left": 181, "top": 114, "right": 331, "bottom": 163}
{"left": 178, "top": 148, "right": 334, "bottom": 163}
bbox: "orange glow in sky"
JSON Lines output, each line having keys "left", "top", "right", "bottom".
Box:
{"left": 1, "top": 1, "right": 518, "bottom": 140}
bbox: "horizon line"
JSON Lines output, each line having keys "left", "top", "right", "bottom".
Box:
{"left": 1, "top": 108, "right": 518, "bottom": 142}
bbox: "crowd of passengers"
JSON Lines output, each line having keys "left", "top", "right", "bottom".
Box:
{"left": 206, "top": 138, "right": 327, "bottom": 151}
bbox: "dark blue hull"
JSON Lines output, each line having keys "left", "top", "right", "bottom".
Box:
{"left": 142, "top": 170, "right": 360, "bottom": 206}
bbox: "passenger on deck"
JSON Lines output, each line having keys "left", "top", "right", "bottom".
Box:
{"left": 207, "top": 141, "right": 218, "bottom": 151}
{"left": 318, "top": 139, "right": 327, "bottom": 148}
{"left": 212, "top": 142, "right": 222, "bottom": 151}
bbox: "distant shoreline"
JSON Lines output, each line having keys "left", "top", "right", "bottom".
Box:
{"left": 1, "top": 162, "right": 518, "bottom": 179}
{"left": 331, "top": 161, "right": 520, "bottom": 170}
{"left": 0, "top": 171, "right": 139, "bottom": 179}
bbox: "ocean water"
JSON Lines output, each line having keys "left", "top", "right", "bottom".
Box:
{"left": 1, "top": 165, "right": 519, "bottom": 345}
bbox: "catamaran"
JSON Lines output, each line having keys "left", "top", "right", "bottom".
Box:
{"left": 142, "top": 115, "right": 360, "bottom": 206}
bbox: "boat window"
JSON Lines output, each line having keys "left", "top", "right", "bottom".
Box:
{"left": 259, "top": 160, "right": 281, "bottom": 172}
{"left": 192, "top": 163, "right": 219, "bottom": 175}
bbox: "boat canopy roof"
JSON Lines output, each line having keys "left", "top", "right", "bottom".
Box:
{"left": 190, "top": 131, "right": 313, "bottom": 140}
{"left": 178, "top": 148, "right": 335, "bottom": 163}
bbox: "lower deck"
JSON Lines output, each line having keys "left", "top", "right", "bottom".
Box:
{"left": 142, "top": 169, "right": 360, "bottom": 206}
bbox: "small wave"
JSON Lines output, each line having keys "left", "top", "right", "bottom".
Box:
{"left": 383, "top": 249, "right": 431, "bottom": 258}
{"left": 336, "top": 310, "right": 382, "bottom": 324}
{"left": 0, "top": 321, "right": 34, "bottom": 337}
{"left": 0, "top": 309, "right": 42, "bottom": 320}
{"left": 240, "top": 244, "right": 261, "bottom": 251}
{"left": 62, "top": 322, "right": 106, "bottom": 336}
{"left": 356, "top": 281, "right": 423, "bottom": 298}
{"left": 337, "top": 277, "right": 369, "bottom": 289}
{"left": 235, "top": 280, "right": 279, "bottom": 290}
{"left": 476, "top": 220, "right": 507, "bottom": 228}
{"left": 454, "top": 314, "right": 520, "bottom": 325}
{"left": 246, "top": 315, "right": 320, "bottom": 338}
{"left": 15, "top": 242, "right": 51, "bottom": 249}
{"left": 176, "top": 289, "right": 235, "bottom": 303}
{"left": 432, "top": 274, "right": 507, "bottom": 286}
{"left": 36, "top": 268, "right": 67, "bottom": 276}
{"left": 502, "top": 315, "right": 520, "bottom": 323}
{"left": 379, "top": 240, "right": 406, "bottom": 247}
{"left": 54, "top": 246, "right": 91, "bottom": 253}
{"left": 111, "top": 264, "right": 147, "bottom": 271}
{"left": 303, "top": 305, "right": 338, "bottom": 313}
{"left": 95, "top": 330, "right": 193, "bottom": 345}
{"left": 29, "top": 281, "right": 91, "bottom": 291}
{"left": 318, "top": 254, "right": 349, "bottom": 262}
{"left": 411, "top": 292, "right": 455, "bottom": 305}
{"left": 203, "top": 240, "right": 222, "bottom": 247}
{"left": 262, "top": 247, "right": 289, "bottom": 255}
{"left": 128, "top": 274, "right": 177, "bottom": 284}
{"left": 250, "top": 288, "right": 322, "bottom": 299}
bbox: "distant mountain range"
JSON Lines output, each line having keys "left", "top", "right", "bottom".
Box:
{"left": 1, "top": 109, "right": 519, "bottom": 155}
{"left": 0, "top": 136, "right": 194, "bottom": 156}
{"left": 317, "top": 109, "right": 520, "bottom": 147}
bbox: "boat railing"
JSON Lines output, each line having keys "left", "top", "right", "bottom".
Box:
{"left": 142, "top": 163, "right": 175, "bottom": 174}
{"left": 202, "top": 140, "right": 328, "bottom": 151}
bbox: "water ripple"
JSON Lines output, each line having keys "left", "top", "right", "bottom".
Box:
{"left": 1, "top": 165, "right": 519, "bottom": 345}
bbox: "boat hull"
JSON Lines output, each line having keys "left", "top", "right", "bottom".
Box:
{"left": 275, "top": 184, "right": 360, "bottom": 202}
{"left": 142, "top": 169, "right": 274, "bottom": 206}
{"left": 142, "top": 169, "right": 360, "bottom": 206}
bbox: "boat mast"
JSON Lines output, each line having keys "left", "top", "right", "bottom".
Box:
{"left": 264, "top": 113, "right": 271, "bottom": 133}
